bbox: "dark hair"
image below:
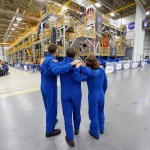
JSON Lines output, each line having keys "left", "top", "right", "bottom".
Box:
{"left": 85, "top": 55, "right": 100, "bottom": 70}
{"left": 66, "top": 47, "right": 76, "bottom": 58}
{"left": 48, "top": 43, "right": 57, "bottom": 54}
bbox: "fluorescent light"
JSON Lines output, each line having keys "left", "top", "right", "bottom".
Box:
{"left": 51, "top": 19, "right": 56, "bottom": 21}
{"left": 16, "top": 17, "right": 22, "bottom": 21}
{"left": 95, "top": 2, "right": 101, "bottom": 8}
{"left": 11, "top": 28, "right": 15, "bottom": 31}
{"left": 62, "top": 6, "right": 68, "bottom": 10}
{"left": 87, "top": 26, "right": 92, "bottom": 30}
{"left": 146, "top": 11, "right": 150, "bottom": 16}
{"left": 110, "top": 12, "right": 115, "bottom": 17}
{"left": 51, "top": 16, "right": 58, "bottom": 20}
{"left": 13, "top": 23, "right": 18, "bottom": 26}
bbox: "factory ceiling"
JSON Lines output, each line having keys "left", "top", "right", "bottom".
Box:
{"left": 0, "top": 0, "right": 149, "bottom": 44}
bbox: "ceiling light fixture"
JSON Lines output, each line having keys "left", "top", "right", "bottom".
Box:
{"left": 62, "top": 6, "right": 68, "bottom": 11}
{"left": 16, "top": 17, "right": 22, "bottom": 21}
{"left": 87, "top": 26, "right": 92, "bottom": 30}
{"left": 11, "top": 28, "right": 15, "bottom": 31}
{"left": 13, "top": 23, "right": 18, "bottom": 27}
{"left": 110, "top": 12, "right": 115, "bottom": 17}
{"left": 95, "top": 2, "right": 101, "bottom": 8}
{"left": 51, "top": 16, "right": 58, "bottom": 20}
{"left": 146, "top": 11, "right": 150, "bottom": 16}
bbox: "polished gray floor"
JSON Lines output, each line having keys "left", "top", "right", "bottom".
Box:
{"left": 0, "top": 65, "right": 150, "bottom": 150}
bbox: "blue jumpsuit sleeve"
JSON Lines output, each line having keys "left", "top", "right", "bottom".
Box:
{"left": 80, "top": 66, "right": 102, "bottom": 78}
{"left": 103, "top": 71, "right": 108, "bottom": 94}
{"left": 49, "top": 61, "right": 73, "bottom": 75}
{"left": 40, "top": 64, "right": 55, "bottom": 77}
{"left": 71, "top": 68, "right": 87, "bottom": 82}
{"left": 40, "top": 64, "right": 44, "bottom": 73}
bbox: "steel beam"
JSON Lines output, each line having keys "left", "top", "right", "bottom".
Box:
{"left": 3, "top": 8, "right": 20, "bottom": 42}
{"left": 0, "top": 24, "right": 8, "bottom": 27}
{"left": 0, "top": 27, "right": 7, "bottom": 30}
{"left": 106, "top": 2, "right": 136, "bottom": 15}
{"left": 0, "top": 18, "right": 11, "bottom": 22}
{"left": 0, "top": 8, "right": 40, "bottom": 21}
{"left": 88, "top": 0, "right": 120, "bottom": 15}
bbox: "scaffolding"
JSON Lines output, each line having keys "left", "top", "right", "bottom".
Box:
{"left": 6, "top": 1, "right": 126, "bottom": 64}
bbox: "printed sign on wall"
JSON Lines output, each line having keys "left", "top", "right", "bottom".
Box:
{"left": 128, "top": 22, "right": 135, "bottom": 30}
{"left": 110, "top": 18, "right": 120, "bottom": 29}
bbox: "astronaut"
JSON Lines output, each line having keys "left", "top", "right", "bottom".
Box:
{"left": 40, "top": 44, "right": 79, "bottom": 137}
{"left": 78, "top": 55, "right": 108, "bottom": 139}
{"left": 60, "top": 48, "right": 87, "bottom": 147}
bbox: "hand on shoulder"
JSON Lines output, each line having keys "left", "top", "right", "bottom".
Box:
{"left": 52, "top": 59, "right": 58, "bottom": 63}
{"left": 40, "top": 58, "right": 45, "bottom": 65}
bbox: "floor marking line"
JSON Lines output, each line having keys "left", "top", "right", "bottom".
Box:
{"left": 0, "top": 84, "right": 40, "bottom": 93}
{"left": 0, "top": 88, "right": 40, "bottom": 99}
{"left": 0, "top": 85, "right": 40, "bottom": 94}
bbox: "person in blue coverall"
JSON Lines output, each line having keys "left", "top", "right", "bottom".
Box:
{"left": 40, "top": 44, "right": 80, "bottom": 137}
{"left": 77, "top": 55, "right": 108, "bottom": 140}
{"left": 60, "top": 48, "right": 87, "bottom": 147}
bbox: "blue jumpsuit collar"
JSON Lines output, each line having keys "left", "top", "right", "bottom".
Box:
{"left": 47, "top": 53, "right": 55, "bottom": 58}
{"left": 65, "top": 57, "right": 74, "bottom": 63}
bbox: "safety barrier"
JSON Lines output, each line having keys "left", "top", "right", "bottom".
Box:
{"left": 105, "top": 61, "right": 147, "bottom": 74}
{"left": 12, "top": 63, "right": 40, "bottom": 73}
{"left": 12, "top": 60, "right": 148, "bottom": 74}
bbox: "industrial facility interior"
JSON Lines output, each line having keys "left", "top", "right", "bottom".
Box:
{"left": 0, "top": 0, "right": 150, "bottom": 150}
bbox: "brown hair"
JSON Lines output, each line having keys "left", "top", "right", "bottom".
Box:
{"left": 85, "top": 55, "right": 100, "bottom": 70}
{"left": 66, "top": 47, "right": 76, "bottom": 58}
{"left": 48, "top": 43, "right": 57, "bottom": 54}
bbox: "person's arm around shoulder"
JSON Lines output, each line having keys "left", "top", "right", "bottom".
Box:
{"left": 49, "top": 59, "right": 81, "bottom": 75}
{"left": 71, "top": 63, "right": 87, "bottom": 82}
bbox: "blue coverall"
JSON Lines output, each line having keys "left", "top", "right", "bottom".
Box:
{"left": 80, "top": 66, "right": 108, "bottom": 139}
{"left": 60, "top": 58, "right": 87, "bottom": 141}
{"left": 40, "top": 54, "right": 73, "bottom": 133}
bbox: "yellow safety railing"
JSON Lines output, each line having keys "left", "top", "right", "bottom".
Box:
{"left": 9, "top": 24, "right": 39, "bottom": 50}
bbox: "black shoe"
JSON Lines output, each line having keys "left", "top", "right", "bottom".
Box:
{"left": 100, "top": 131, "right": 104, "bottom": 134}
{"left": 65, "top": 136, "right": 75, "bottom": 147}
{"left": 75, "top": 130, "right": 79, "bottom": 135}
{"left": 46, "top": 129, "right": 61, "bottom": 137}
{"left": 89, "top": 130, "right": 99, "bottom": 140}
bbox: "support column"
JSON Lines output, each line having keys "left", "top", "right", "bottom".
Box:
{"left": 17, "top": 45, "right": 19, "bottom": 63}
{"left": 2, "top": 45, "right": 5, "bottom": 61}
{"left": 32, "top": 45, "right": 36, "bottom": 63}
{"left": 133, "top": 1, "right": 146, "bottom": 61}
{"left": 41, "top": 42, "right": 44, "bottom": 58}
{"left": 49, "top": 15, "right": 52, "bottom": 43}
{"left": 41, "top": 22, "right": 44, "bottom": 40}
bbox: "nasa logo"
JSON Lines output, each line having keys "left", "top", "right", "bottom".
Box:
{"left": 128, "top": 22, "right": 135, "bottom": 30}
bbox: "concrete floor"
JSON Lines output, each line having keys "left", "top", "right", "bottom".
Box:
{"left": 0, "top": 66, "right": 150, "bottom": 150}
